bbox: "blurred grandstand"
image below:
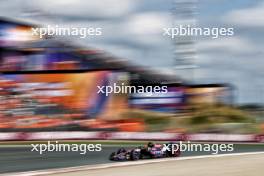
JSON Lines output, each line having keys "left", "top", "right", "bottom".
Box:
{"left": 0, "top": 17, "right": 263, "bottom": 136}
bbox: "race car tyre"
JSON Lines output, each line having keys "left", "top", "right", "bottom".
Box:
{"left": 171, "top": 148, "right": 181, "bottom": 157}
{"left": 109, "top": 152, "right": 116, "bottom": 160}
{"left": 130, "top": 149, "right": 140, "bottom": 160}
{"left": 165, "top": 142, "right": 181, "bottom": 157}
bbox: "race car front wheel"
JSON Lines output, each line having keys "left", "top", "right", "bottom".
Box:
{"left": 130, "top": 150, "right": 140, "bottom": 160}
{"left": 109, "top": 152, "right": 116, "bottom": 160}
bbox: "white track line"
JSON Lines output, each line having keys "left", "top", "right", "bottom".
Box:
{"left": 2, "top": 151, "right": 264, "bottom": 176}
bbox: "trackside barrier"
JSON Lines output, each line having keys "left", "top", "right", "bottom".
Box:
{"left": 0, "top": 132, "right": 263, "bottom": 143}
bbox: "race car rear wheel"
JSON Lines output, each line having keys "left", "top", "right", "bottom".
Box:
{"left": 165, "top": 143, "right": 181, "bottom": 157}
{"left": 171, "top": 149, "right": 181, "bottom": 157}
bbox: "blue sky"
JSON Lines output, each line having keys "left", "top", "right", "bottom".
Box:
{"left": 0, "top": 0, "right": 263, "bottom": 104}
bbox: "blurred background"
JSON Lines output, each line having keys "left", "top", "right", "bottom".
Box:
{"left": 0, "top": 0, "right": 263, "bottom": 135}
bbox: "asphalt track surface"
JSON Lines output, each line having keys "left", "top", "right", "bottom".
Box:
{"left": 50, "top": 153, "right": 264, "bottom": 176}
{"left": 0, "top": 143, "right": 263, "bottom": 174}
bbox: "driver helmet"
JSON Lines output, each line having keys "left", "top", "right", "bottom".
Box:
{"left": 147, "top": 142, "right": 154, "bottom": 148}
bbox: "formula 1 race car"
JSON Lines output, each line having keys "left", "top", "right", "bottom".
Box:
{"left": 109, "top": 142, "right": 181, "bottom": 161}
